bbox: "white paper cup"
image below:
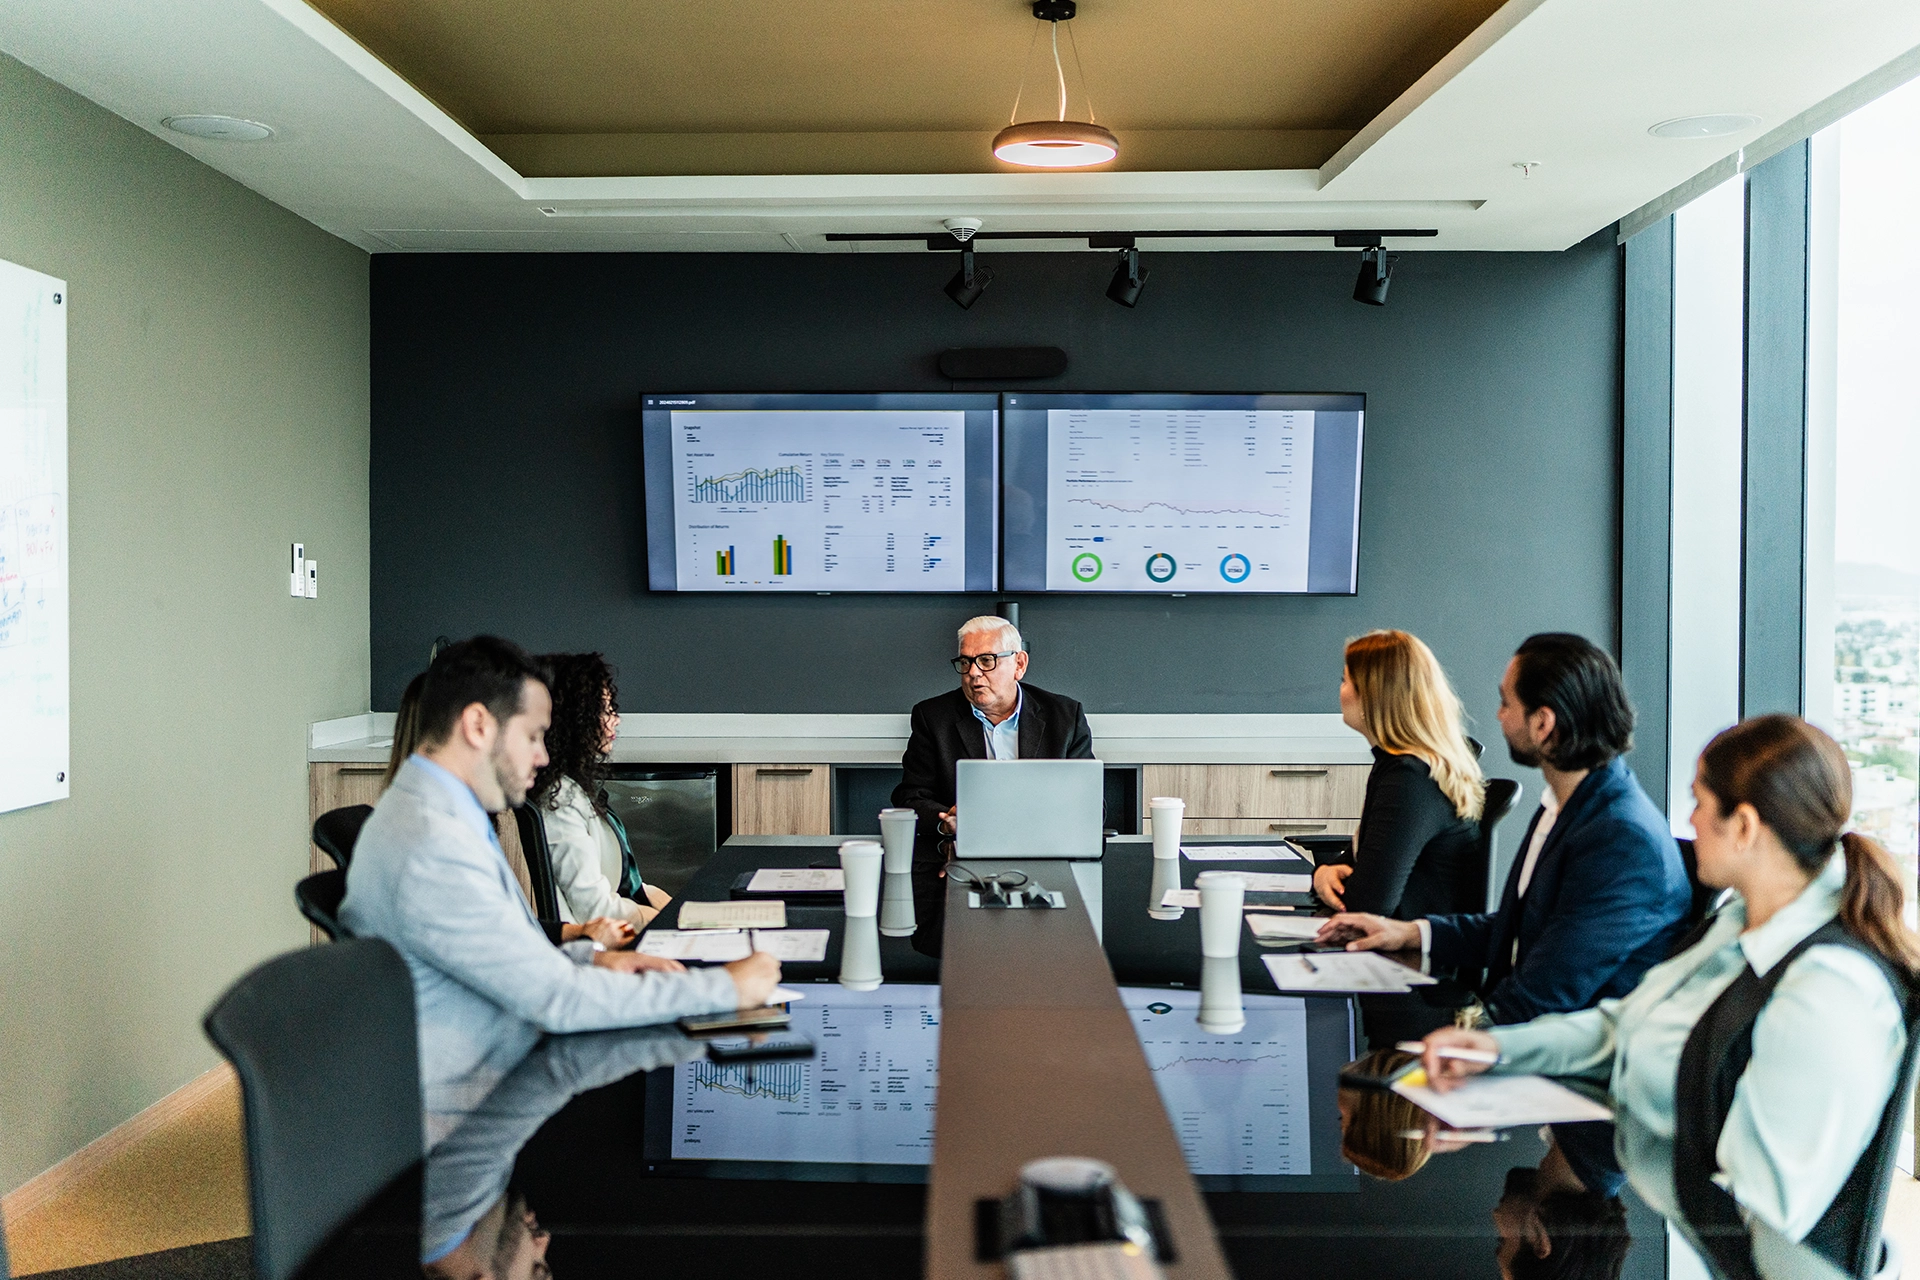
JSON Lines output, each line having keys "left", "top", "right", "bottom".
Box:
{"left": 840, "top": 840, "right": 884, "bottom": 917}
{"left": 839, "top": 914, "right": 883, "bottom": 991}
{"left": 1196, "top": 870, "right": 1247, "bottom": 958}
{"left": 1198, "top": 955, "right": 1246, "bottom": 1034}
{"left": 1149, "top": 797, "right": 1185, "bottom": 860}
{"left": 878, "top": 808, "right": 917, "bottom": 873}
{"left": 879, "top": 871, "right": 917, "bottom": 937}
{"left": 1148, "top": 856, "right": 1185, "bottom": 920}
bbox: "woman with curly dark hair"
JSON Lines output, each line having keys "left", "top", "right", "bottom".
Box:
{"left": 531, "top": 653, "right": 670, "bottom": 928}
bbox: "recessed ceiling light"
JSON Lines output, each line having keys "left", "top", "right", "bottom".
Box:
{"left": 163, "top": 115, "right": 274, "bottom": 141}
{"left": 1648, "top": 114, "right": 1760, "bottom": 140}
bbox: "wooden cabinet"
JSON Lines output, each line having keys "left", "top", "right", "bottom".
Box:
{"left": 731, "top": 763, "right": 832, "bottom": 836}
{"left": 1140, "top": 763, "right": 1368, "bottom": 839}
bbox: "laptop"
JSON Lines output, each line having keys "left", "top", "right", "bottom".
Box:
{"left": 954, "top": 759, "right": 1105, "bottom": 861}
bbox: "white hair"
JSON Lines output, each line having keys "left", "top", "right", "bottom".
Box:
{"left": 958, "top": 615, "right": 1024, "bottom": 653}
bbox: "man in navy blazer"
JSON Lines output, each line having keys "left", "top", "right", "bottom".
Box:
{"left": 1320, "top": 633, "right": 1691, "bottom": 1025}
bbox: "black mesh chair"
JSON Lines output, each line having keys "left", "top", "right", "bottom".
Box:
{"left": 1675, "top": 838, "right": 1720, "bottom": 932}
{"left": 203, "top": 938, "right": 420, "bottom": 1280}
{"left": 296, "top": 870, "right": 349, "bottom": 941}
{"left": 510, "top": 805, "right": 563, "bottom": 925}
{"left": 1477, "top": 778, "right": 1523, "bottom": 911}
{"left": 311, "top": 804, "right": 373, "bottom": 870}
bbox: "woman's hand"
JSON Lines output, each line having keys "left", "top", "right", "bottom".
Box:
{"left": 581, "top": 917, "right": 637, "bottom": 949}
{"left": 725, "top": 952, "right": 783, "bottom": 1009}
{"left": 1414, "top": 1028, "right": 1501, "bottom": 1093}
{"left": 1313, "top": 863, "right": 1354, "bottom": 910}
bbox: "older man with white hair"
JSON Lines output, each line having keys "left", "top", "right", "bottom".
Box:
{"left": 892, "top": 615, "right": 1095, "bottom": 868}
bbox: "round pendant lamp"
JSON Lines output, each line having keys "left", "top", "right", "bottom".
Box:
{"left": 993, "top": 1, "right": 1116, "bottom": 169}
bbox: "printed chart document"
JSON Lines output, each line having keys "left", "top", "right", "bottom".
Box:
{"left": 1121, "top": 987, "right": 1312, "bottom": 1175}
{"left": 1183, "top": 845, "right": 1304, "bottom": 862}
{"left": 747, "top": 929, "right": 831, "bottom": 962}
{"left": 1245, "top": 914, "right": 1325, "bottom": 942}
{"left": 745, "top": 868, "right": 844, "bottom": 894}
{"left": 638, "top": 929, "right": 754, "bottom": 961}
{"left": 676, "top": 900, "right": 786, "bottom": 930}
{"left": 671, "top": 983, "right": 941, "bottom": 1165}
{"left": 1392, "top": 1075, "right": 1613, "bottom": 1129}
{"left": 1261, "top": 952, "right": 1436, "bottom": 993}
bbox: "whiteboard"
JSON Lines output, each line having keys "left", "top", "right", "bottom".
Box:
{"left": 0, "top": 258, "right": 68, "bottom": 815}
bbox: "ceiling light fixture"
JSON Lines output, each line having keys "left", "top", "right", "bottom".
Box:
{"left": 1648, "top": 114, "right": 1761, "bottom": 140}
{"left": 162, "top": 114, "right": 275, "bottom": 141}
{"left": 1353, "top": 247, "right": 1395, "bottom": 306}
{"left": 993, "top": 1, "right": 1118, "bottom": 169}
{"left": 944, "top": 248, "right": 995, "bottom": 309}
{"left": 1106, "top": 246, "right": 1147, "bottom": 308}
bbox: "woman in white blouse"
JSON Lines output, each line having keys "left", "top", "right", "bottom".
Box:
{"left": 1415, "top": 715, "right": 1919, "bottom": 1280}
{"left": 530, "top": 653, "right": 672, "bottom": 929}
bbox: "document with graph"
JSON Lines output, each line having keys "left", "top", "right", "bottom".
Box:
{"left": 669, "top": 983, "right": 940, "bottom": 1165}
{"left": 1121, "top": 987, "right": 1312, "bottom": 1175}
{"left": 643, "top": 394, "right": 1000, "bottom": 592}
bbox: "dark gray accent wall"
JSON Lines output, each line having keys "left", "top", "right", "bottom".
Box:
{"left": 371, "top": 235, "right": 1623, "bottom": 719}
{"left": 1742, "top": 143, "right": 1811, "bottom": 717}
{"left": 1622, "top": 219, "right": 1675, "bottom": 810}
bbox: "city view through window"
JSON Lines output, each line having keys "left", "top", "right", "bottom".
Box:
{"left": 1827, "top": 77, "right": 1920, "bottom": 891}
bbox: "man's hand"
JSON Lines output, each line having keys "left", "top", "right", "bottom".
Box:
{"left": 591, "top": 950, "right": 686, "bottom": 975}
{"left": 1314, "top": 912, "right": 1421, "bottom": 952}
{"left": 580, "top": 917, "right": 637, "bottom": 949}
{"left": 1312, "top": 864, "right": 1354, "bottom": 910}
{"left": 1412, "top": 1028, "right": 1500, "bottom": 1094}
{"left": 937, "top": 806, "right": 957, "bottom": 836}
{"left": 725, "top": 952, "right": 782, "bottom": 1009}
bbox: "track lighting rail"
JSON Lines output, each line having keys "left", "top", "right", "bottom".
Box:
{"left": 824, "top": 229, "right": 1439, "bottom": 250}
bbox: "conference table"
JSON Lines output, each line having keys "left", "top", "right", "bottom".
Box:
{"left": 297, "top": 836, "right": 1667, "bottom": 1279}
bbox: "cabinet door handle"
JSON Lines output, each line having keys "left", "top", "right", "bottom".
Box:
{"left": 1269, "top": 768, "right": 1329, "bottom": 778}
{"left": 337, "top": 765, "right": 386, "bottom": 775}
{"left": 1269, "top": 822, "right": 1328, "bottom": 832}
{"left": 755, "top": 767, "right": 815, "bottom": 777}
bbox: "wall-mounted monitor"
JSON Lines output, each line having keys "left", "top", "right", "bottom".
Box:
{"left": 1000, "top": 393, "right": 1364, "bottom": 594}
{"left": 644, "top": 394, "right": 999, "bottom": 592}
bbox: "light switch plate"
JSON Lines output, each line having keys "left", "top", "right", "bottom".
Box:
{"left": 305, "top": 559, "right": 318, "bottom": 598}
{"left": 290, "top": 542, "right": 305, "bottom": 597}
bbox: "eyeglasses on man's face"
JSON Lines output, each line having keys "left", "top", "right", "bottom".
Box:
{"left": 951, "top": 651, "right": 1019, "bottom": 674}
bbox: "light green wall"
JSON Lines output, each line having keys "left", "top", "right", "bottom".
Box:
{"left": 0, "top": 53, "right": 370, "bottom": 1191}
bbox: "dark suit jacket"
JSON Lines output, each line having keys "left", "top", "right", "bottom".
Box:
{"left": 1425, "top": 756, "right": 1690, "bottom": 1024}
{"left": 1321, "top": 747, "right": 1480, "bottom": 920}
{"left": 892, "top": 683, "right": 1095, "bottom": 863}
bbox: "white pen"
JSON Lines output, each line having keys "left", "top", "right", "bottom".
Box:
{"left": 1396, "top": 1040, "right": 1503, "bottom": 1065}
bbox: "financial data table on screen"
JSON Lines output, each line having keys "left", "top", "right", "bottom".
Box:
{"left": 1002, "top": 394, "right": 1365, "bottom": 595}
{"left": 643, "top": 394, "right": 999, "bottom": 593}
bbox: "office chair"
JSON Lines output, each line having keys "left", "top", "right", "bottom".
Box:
{"left": 1477, "top": 778, "right": 1523, "bottom": 911}
{"left": 510, "top": 804, "right": 563, "bottom": 925}
{"left": 295, "top": 870, "right": 349, "bottom": 941}
{"left": 311, "top": 804, "right": 373, "bottom": 870}
{"left": 203, "top": 938, "right": 421, "bottom": 1280}
{"left": 1674, "top": 838, "right": 1721, "bottom": 932}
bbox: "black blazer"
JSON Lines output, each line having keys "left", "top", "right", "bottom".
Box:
{"left": 1322, "top": 747, "right": 1479, "bottom": 920}
{"left": 892, "top": 683, "right": 1095, "bottom": 862}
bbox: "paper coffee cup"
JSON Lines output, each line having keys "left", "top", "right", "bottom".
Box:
{"left": 839, "top": 840, "right": 884, "bottom": 917}
{"left": 878, "top": 808, "right": 917, "bottom": 873}
{"left": 1149, "top": 797, "right": 1184, "bottom": 860}
{"left": 1196, "top": 870, "right": 1247, "bottom": 958}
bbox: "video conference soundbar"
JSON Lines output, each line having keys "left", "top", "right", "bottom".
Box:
{"left": 642, "top": 392, "right": 1364, "bottom": 595}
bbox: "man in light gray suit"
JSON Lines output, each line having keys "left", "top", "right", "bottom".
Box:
{"left": 343, "top": 636, "right": 779, "bottom": 1139}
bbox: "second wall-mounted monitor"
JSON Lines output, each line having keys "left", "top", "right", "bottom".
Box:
{"left": 1001, "top": 394, "right": 1365, "bottom": 594}
{"left": 644, "top": 394, "right": 999, "bottom": 592}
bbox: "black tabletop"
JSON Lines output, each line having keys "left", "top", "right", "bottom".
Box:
{"left": 298, "top": 838, "right": 1667, "bottom": 1279}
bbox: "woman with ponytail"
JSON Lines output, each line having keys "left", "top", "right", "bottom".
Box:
{"left": 1414, "top": 715, "right": 1920, "bottom": 1280}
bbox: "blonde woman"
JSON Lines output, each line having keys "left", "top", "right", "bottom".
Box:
{"left": 1313, "top": 630, "right": 1486, "bottom": 920}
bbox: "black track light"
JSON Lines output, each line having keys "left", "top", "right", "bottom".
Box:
{"left": 944, "top": 247, "right": 994, "bottom": 309}
{"left": 1353, "top": 246, "right": 1395, "bottom": 306}
{"left": 1106, "top": 246, "right": 1148, "bottom": 307}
